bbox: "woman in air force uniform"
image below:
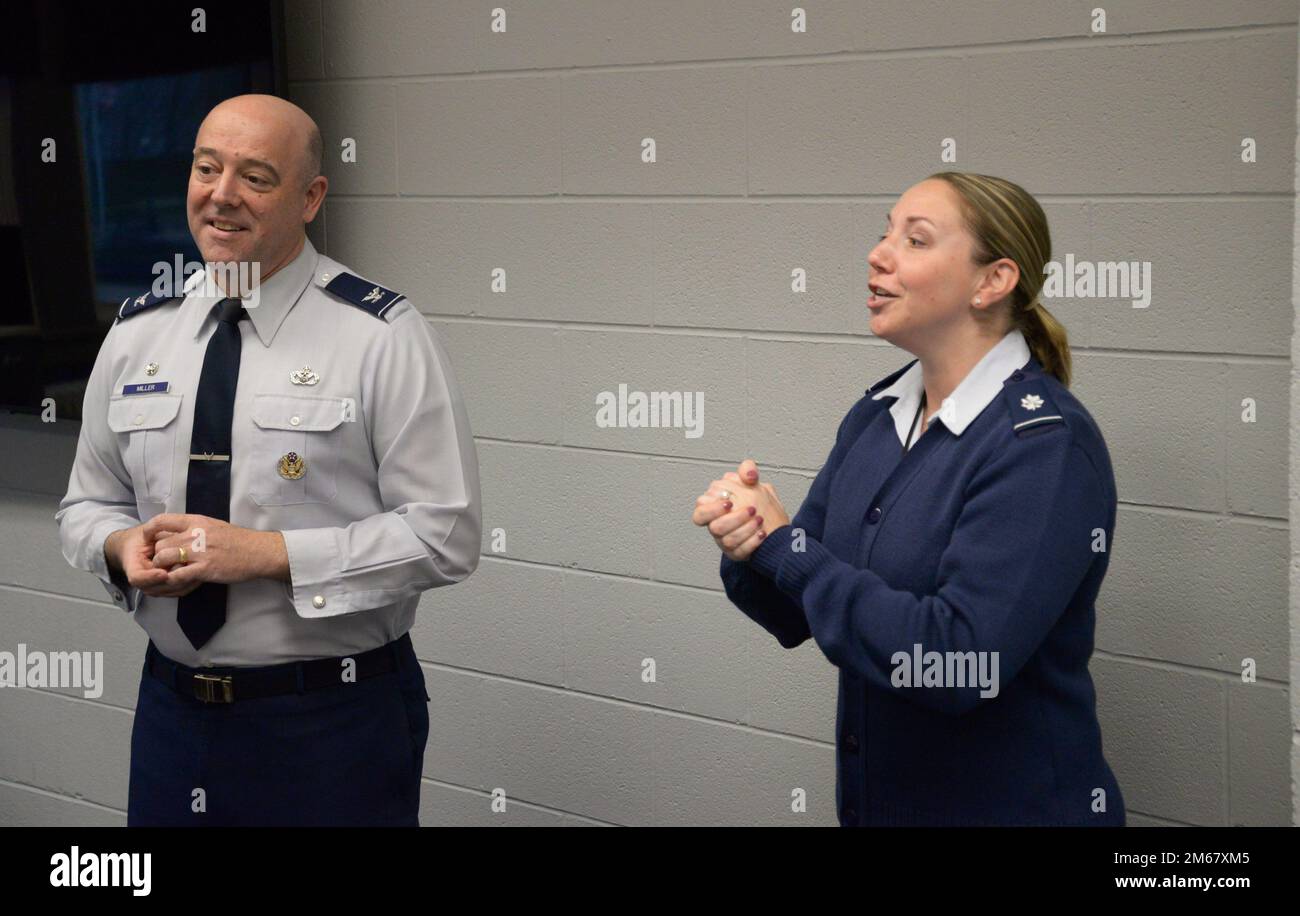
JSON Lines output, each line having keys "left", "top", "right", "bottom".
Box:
{"left": 693, "top": 172, "right": 1125, "bottom": 827}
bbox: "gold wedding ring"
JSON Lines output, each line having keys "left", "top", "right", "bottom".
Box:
{"left": 178, "top": 546, "right": 188, "bottom": 565}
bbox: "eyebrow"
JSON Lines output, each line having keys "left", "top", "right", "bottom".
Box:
{"left": 193, "top": 147, "right": 282, "bottom": 183}
{"left": 885, "top": 213, "right": 937, "bottom": 228}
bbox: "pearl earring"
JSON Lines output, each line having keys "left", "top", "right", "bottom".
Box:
{"left": 974, "top": 297, "right": 981, "bottom": 305}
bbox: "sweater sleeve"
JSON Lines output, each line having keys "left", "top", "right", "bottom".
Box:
{"left": 718, "top": 399, "right": 868, "bottom": 649}
{"left": 745, "top": 424, "right": 1109, "bottom": 715}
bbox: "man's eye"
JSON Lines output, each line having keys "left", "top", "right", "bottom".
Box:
{"left": 247, "top": 175, "right": 264, "bottom": 186}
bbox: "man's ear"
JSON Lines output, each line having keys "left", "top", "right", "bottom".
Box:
{"left": 303, "top": 174, "right": 328, "bottom": 223}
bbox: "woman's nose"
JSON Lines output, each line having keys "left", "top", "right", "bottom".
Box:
{"left": 868, "top": 240, "right": 891, "bottom": 273}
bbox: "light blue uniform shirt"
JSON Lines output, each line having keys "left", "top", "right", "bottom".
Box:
{"left": 55, "top": 238, "right": 482, "bottom": 667}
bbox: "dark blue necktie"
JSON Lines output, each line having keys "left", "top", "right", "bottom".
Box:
{"left": 177, "top": 297, "right": 246, "bottom": 649}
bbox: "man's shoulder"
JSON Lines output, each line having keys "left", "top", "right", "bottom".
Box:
{"left": 115, "top": 287, "right": 185, "bottom": 322}
{"left": 310, "top": 256, "right": 415, "bottom": 324}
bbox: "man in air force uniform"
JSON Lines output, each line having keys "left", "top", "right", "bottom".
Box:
{"left": 55, "top": 94, "right": 481, "bottom": 826}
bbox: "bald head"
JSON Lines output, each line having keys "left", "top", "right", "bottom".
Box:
{"left": 198, "top": 94, "right": 322, "bottom": 190}
{"left": 187, "top": 93, "right": 328, "bottom": 279}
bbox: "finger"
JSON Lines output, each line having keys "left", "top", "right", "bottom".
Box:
{"left": 738, "top": 459, "right": 760, "bottom": 485}
{"left": 728, "top": 525, "right": 768, "bottom": 561}
{"left": 155, "top": 531, "right": 202, "bottom": 553}
{"left": 719, "top": 515, "right": 762, "bottom": 550}
{"left": 707, "top": 506, "right": 756, "bottom": 538}
{"left": 696, "top": 489, "right": 729, "bottom": 505}
{"left": 141, "top": 514, "right": 187, "bottom": 540}
{"left": 128, "top": 566, "right": 170, "bottom": 589}
{"left": 151, "top": 545, "right": 188, "bottom": 569}
{"left": 140, "top": 567, "right": 196, "bottom": 596}
{"left": 163, "top": 562, "right": 205, "bottom": 589}
{"left": 692, "top": 498, "right": 734, "bottom": 526}
{"left": 722, "top": 471, "right": 743, "bottom": 484}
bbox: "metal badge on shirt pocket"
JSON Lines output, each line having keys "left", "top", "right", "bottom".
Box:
{"left": 248, "top": 394, "right": 348, "bottom": 506}
{"left": 105, "top": 394, "right": 184, "bottom": 503}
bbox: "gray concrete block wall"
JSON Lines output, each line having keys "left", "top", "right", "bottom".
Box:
{"left": 1292, "top": 0, "right": 1300, "bottom": 830}
{"left": 1, "top": 0, "right": 1295, "bottom": 827}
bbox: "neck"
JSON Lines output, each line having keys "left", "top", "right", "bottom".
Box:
{"left": 210, "top": 235, "right": 307, "bottom": 296}
{"left": 257, "top": 236, "right": 307, "bottom": 285}
{"left": 915, "top": 325, "right": 1009, "bottom": 422}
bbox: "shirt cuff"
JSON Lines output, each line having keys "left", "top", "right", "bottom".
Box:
{"left": 280, "top": 527, "right": 348, "bottom": 618}
{"left": 94, "top": 524, "right": 141, "bottom": 613}
{"left": 745, "top": 523, "right": 834, "bottom": 595}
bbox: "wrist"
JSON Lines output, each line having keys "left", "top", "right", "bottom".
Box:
{"left": 104, "top": 528, "right": 130, "bottom": 573}
{"left": 259, "top": 530, "right": 291, "bottom": 581}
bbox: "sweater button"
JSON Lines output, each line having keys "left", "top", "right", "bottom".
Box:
{"left": 867, "top": 507, "right": 881, "bottom": 524}
{"left": 843, "top": 733, "right": 859, "bottom": 753}
{"left": 1011, "top": 371, "right": 1024, "bottom": 382}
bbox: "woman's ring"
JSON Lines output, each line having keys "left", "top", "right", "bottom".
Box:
{"left": 718, "top": 489, "right": 732, "bottom": 501}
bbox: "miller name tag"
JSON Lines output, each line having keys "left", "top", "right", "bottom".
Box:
{"left": 122, "top": 382, "right": 170, "bottom": 396}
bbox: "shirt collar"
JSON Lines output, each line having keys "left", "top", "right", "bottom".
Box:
{"left": 187, "top": 237, "right": 319, "bottom": 347}
{"left": 870, "top": 328, "right": 1032, "bottom": 446}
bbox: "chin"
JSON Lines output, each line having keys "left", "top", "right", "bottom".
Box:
{"left": 204, "top": 241, "right": 250, "bottom": 265}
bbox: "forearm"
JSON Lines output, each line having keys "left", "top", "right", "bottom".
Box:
{"left": 720, "top": 551, "right": 810, "bottom": 648}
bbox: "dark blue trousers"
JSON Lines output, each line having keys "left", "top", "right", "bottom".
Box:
{"left": 127, "top": 633, "right": 429, "bottom": 827}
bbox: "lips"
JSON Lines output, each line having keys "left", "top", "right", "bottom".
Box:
{"left": 208, "top": 219, "right": 246, "bottom": 233}
{"left": 868, "top": 282, "right": 900, "bottom": 308}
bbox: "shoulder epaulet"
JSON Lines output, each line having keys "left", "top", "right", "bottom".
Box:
{"left": 1002, "top": 369, "right": 1066, "bottom": 437}
{"left": 116, "top": 289, "right": 180, "bottom": 322}
{"left": 320, "top": 271, "right": 406, "bottom": 321}
{"left": 865, "top": 358, "right": 918, "bottom": 396}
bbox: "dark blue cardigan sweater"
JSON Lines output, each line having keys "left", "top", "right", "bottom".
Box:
{"left": 721, "top": 355, "right": 1125, "bottom": 826}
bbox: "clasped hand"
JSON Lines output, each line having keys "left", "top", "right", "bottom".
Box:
{"left": 691, "top": 459, "right": 791, "bottom": 561}
{"left": 111, "top": 514, "right": 278, "bottom": 599}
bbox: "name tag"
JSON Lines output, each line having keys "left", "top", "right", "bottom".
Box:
{"left": 122, "top": 382, "right": 170, "bottom": 396}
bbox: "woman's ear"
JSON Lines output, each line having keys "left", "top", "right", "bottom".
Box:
{"left": 974, "top": 258, "right": 1020, "bottom": 309}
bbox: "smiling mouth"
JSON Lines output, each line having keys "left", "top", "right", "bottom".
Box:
{"left": 208, "top": 220, "right": 246, "bottom": 233}
{"left": 868, "top": 286, "right": 899, "bottom": 307}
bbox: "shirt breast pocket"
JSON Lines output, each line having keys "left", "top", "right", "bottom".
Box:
{"left": 248, "top": 394, "right": 347, "bottom": 506}
{"left": 106, "top": 394, "right": 183, "bottom": 503}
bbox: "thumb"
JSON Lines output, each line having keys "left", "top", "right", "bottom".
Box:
{"left": 738, "top": 458, "right": 760, "bottom": 485}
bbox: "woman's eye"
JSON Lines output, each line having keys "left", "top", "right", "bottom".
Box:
{"left": 908, "top": 238, "right": 924, "bottom": 247}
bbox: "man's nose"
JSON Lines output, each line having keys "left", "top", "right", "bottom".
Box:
{"left": 209, "top": 171, "right": 242, "bottom": 208}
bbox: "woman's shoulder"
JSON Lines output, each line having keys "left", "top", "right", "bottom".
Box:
{"left": 995, "top": 363, "right": 1116, "bottom": 494}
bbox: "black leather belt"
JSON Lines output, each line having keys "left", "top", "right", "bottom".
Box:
{"left": 145, "top": 632, "right": 409, "bottom": 704}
